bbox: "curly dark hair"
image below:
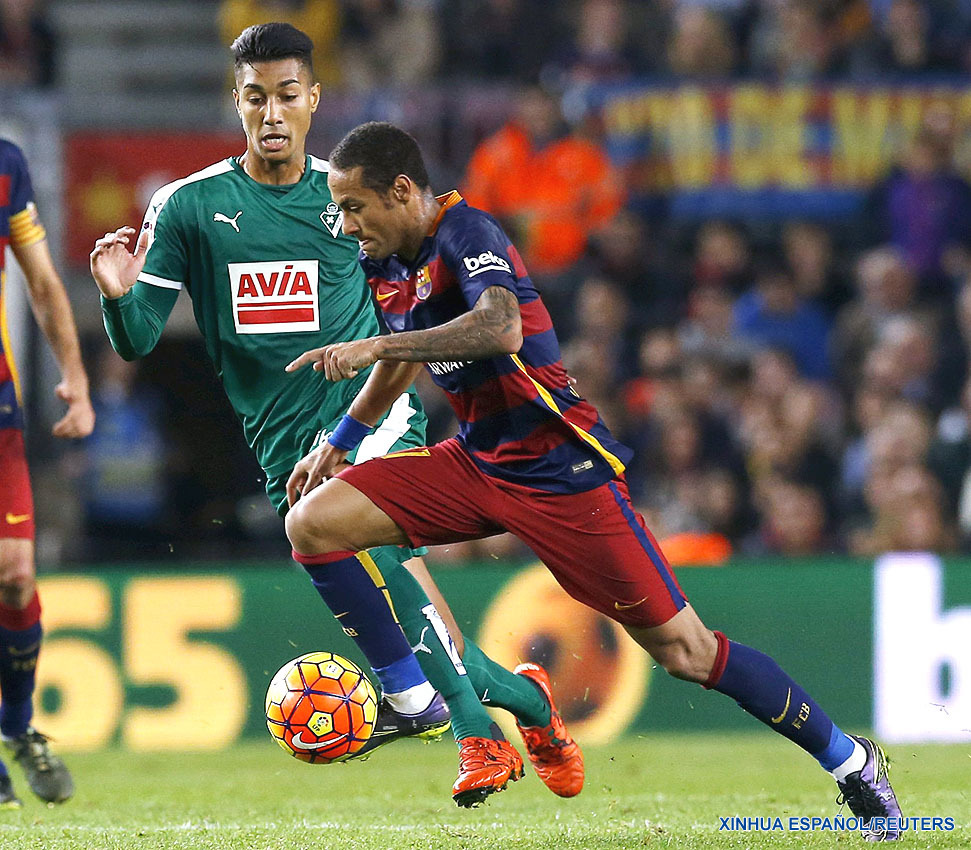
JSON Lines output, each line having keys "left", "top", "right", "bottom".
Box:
{"left": 329, "top": 122, "right": 430, "bottom": 194}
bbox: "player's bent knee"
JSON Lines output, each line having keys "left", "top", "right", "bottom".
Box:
{"left": 286, "top": 482, "right": 376, "bottom": 554}
{"left": 0, "top": 552, "right": 34, "bottom": 589}
{"left": 287, "top": 477, "right": 411, "bottom": 556}
{"left": 285, "top": 500, "right": 338, "bottom": 555}
{"left": 284, "top": 505, "right": 307, "bottom": 552}
{"left": 0, "top": 556, "right": 36, "bottom": 608}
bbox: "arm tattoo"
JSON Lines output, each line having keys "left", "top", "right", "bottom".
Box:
{"left": 378, "top": 286, "right": 522, "bottom": 362}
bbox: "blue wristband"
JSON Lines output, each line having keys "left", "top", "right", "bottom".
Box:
{"left": 328, "top": 414, "right": 372, "bottom": 451}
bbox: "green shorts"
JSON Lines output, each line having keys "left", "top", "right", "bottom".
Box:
{"left": 267, "top": 389, "right": 429, "bottom": 557}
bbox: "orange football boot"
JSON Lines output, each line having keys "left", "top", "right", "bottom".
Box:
{"left": 451, "top": 737, "right": 525, "bottom": 808}
{"left": 514, "top": 662, "right": 584, "bottom": 797}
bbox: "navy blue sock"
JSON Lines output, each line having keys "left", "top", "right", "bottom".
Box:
{"left": 292, "top": 549, "right": 427, "bottom": 695}
{"left": 706, "top": 631, "right": 854, "bottom": 768}
{"left": 0, "top": 593, "right": 41, "bottom": 739}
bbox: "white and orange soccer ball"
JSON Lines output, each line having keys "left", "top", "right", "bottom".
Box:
{"left": 265, "top": 651, "right": 378, "bottom": 764}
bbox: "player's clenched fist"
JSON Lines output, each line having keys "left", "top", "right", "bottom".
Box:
{"left": 89, "top": 226, "right": 150, "bottom": 300}
{"left": 52, "top": 378, "right": 95, "bottom": 439}
{"left": 286, "top": 337, "right": 382, "bottom": 381}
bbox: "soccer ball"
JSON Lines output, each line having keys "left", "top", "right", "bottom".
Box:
{"left": 265, "top": 651, "right": 378, "bottom": 763}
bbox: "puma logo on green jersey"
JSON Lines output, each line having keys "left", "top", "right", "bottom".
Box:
{"left": 214, "top": 210, "right": 243, "bottom": 232}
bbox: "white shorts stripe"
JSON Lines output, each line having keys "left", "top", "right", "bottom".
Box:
{"left": 355, "top": 393, "right": 417, "bottom": 464}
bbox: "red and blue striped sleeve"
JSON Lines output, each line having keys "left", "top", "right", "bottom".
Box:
{"left": 5, "top": 143, "right": 45, "bottom": 248}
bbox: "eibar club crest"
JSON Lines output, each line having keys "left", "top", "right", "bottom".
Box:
{"left": 320, "top": 202, "right": 343, "bottom": 238}
{"left": 415, "top": 265, "right": 433, "bottom": 300}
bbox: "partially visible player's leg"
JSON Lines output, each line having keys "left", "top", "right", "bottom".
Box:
{"left": 358, "top": 547, "right": 496, "bottom": 745}
{"left": 509, "top": 475, "right": 901, "bottom": 838}
{"left": 0, "top": 540, "right": 41, "bottom": 739}
{"left": 625, "top": 613, "right": 901, "bottom": 839}
{"left": 380, "top": 559, "right": 523, "bottom": 807}
{"left": 460, "top": 642, "right": 550, "bottom": 726}
{"left": 624, "top": 603, "right": 846, "bottom": 759}
{"left": 277, "top": 460, "right": 529, "bottom": 755}
{"left": 400, "top": 554, "right": 466, "bottom": 655}
{"left": 0, "top": 538, "right": 30, "bottom": 809}
{"left": 286, "top": 452, "right": 525, "bottom": 806}
{"left": 352, "top": 409, "right": 548, "bottom": 730}
{"left": 0, "top": 429, "right": 72, "bottom": 804}
{"left": 271, "top": 468, "right": 451, "bottom": 744}
{"left": 400, "top": 554, "right": 551, "bottom": 730}
{"left": 295, "top": 545, "right": 446, "bottom": 726}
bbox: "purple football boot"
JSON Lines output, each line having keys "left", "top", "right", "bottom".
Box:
{"left": 348, "top": 692, "right": 450, "bottom": 759}
{"left": 836, "top": 736, "right": 903, "bottom": 842}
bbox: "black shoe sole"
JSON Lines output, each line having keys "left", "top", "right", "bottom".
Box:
{"left": 452, "top": 765, "right": 525, "bottom": 809}
{"left": 453, "top": 780, "right": 508, "bottom": 809}
{"left": 348, "top": 720, "right": 451, "bottom": 761}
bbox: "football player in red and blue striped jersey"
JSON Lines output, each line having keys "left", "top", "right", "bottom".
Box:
{"left": 0, "top": 139, "right": 93, "bottom": 807}
{"left": 284, "top": 122, "right": 903, "bottom": 836}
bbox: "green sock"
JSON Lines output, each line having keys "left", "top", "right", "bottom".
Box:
{"left": 372, "top": 547, "right": 495, "bottom": 741}
{"left": 462, "top": 641, "right": 551, "bottom": 728}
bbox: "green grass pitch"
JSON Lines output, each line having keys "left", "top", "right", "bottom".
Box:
{"left": 1, "top": 734, "right": 967, "bottom": 849}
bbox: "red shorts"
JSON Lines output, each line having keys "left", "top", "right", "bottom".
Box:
{"left": 337, "top": 438, "right": 688, "bottom": 628}
{"left": 0, "top": 429, "right": 35, "bottom": 540}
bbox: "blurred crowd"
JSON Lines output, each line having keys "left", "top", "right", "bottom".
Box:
{"left": 449, "top": 91, "right": 971, "bottom": 563}
{"left": 7, "top": 0, "right": 971, "bottom": 89}
{"left": 0, "top": 0, "right": 53, "bottom": 86}
{"left": 11, "top": 0, "right": 971, "bottom": 90}
{"left": 6, "top": 0, "right": 971, "bottom": 563}
{"left": 420, "top": 55, "right": 971, "bottom": 563}
{"left": 217, "top": 0, "right": 971, "bottom": 90}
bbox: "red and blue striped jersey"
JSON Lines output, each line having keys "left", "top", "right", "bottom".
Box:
{"left": 360, "top": 193, "right": 632, "bottom": 494}
{"left": 0, "top": 140, "right": 46, "bottom": 431}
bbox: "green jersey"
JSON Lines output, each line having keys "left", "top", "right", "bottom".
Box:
{"left": 102, "top": 155, "right": 421, "bottom": 485}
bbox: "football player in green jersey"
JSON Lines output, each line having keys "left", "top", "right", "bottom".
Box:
{"left": 90, "top": 23, "right": 569, "bottom": 806}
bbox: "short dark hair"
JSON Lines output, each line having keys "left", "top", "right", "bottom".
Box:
{"left": 231, "top": 23, "right": 314, "bottom": 79}
{"left": 329, "top": 122, "right": 430, "bottom": 194}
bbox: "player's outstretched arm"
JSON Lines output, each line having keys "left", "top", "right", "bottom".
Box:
{"left": 91, "top": 226, "right": 178, "bottom": 360}
{"left": 12, "top": 237, "right": 95, "bottom": 439}
{"left": 345, "top": 360, "right": 425, "bottom": 425}
{"left": 376, "top": 285, "right": 523, "bottom": 363}
{"left": 286, "top": 286, "right": 523, "bottom": 381}
{"left": 286, "top": 360, "right": 423, "bottom": 504}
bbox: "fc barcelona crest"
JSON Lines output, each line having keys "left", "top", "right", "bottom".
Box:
{"left": 416, "top": 265, "right": 433, "bottom": 300}
{"left": 320, "top": 202, "right": 342, "bottom": 238}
